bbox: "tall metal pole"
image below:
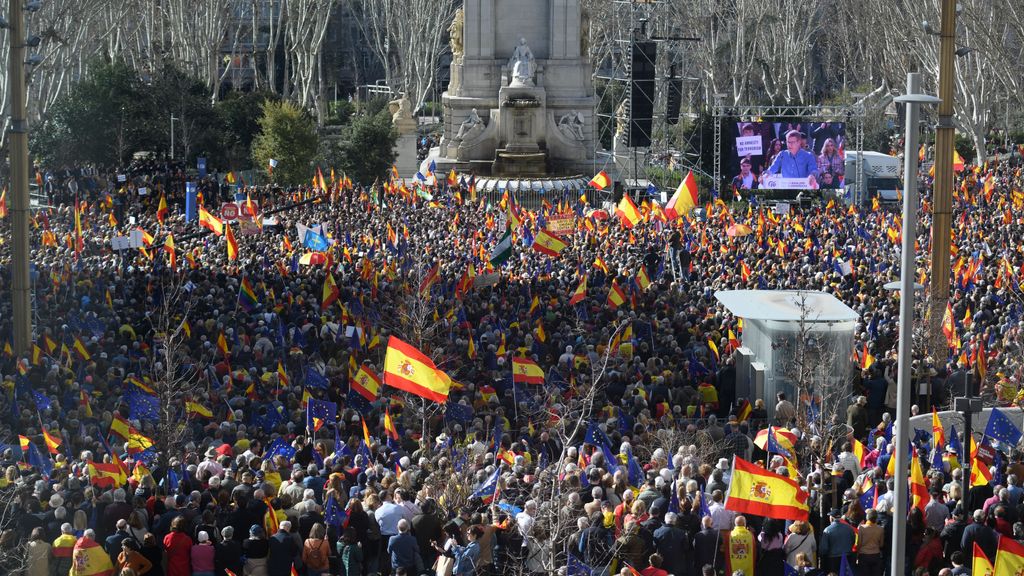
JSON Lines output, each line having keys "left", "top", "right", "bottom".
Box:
{"left": 891, "top": 72, "right": 940, "bottom": 576}
{"left": 928, "top": 0, "right": 958, "bottom": 355}
{"left": 8, "top": 0, "right": 32, "bottom": 356}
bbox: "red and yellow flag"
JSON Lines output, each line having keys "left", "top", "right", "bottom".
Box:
{"left": 512, "top": 357, "right": 545, "bottom": 385}
{"left": 606, "top": 279, "right": 626, "bottom": 309}
{"left": 383, "top": 336, "right": 452, "bottom": 403}
{"left": 156, "top": 194, "right": 169, "bottom": 224}
{"left": 532, "top": 230, "right": 568, "bottom": 257}
{"left": 352, "top": 365, "right": 382, "bottom": 401}
{"left": 72, "top": 536, "right": 115, "bottom": 576}
{"left": 569, "top": 275, "right": 588, "bottom": 305}
{"left": 383, "top": 409, "right": 399, "bottom": 441}
{"left": 588, "top": 170, "right": 610, "bottom": 190}
{"left": 225, "top": 223, "right": 238, "bottom": 261}
{"left": 994, "top": 535, "right": 1024, "bottom": 575}
{"left": 910, "top": 451, "right": 930, "bottom": 512}
{"left": 322, "top": 273, "right": 340, "bottom": 310}
{"left": 665, "top": 170, "right": 699, "bottom": 220}
{"left": 724, "top": 456, "right": 809, "bottom": 521}
{"left": 973, "top": 542, "right": 994, "bottom": 576}
{"left": 199, "top": 206, "right": 224, "bottom": 235}
{"left": 616, "top": 193, "right": 641, "bottom": 228}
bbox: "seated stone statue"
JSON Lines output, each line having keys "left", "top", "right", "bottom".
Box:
{"left": 558, "top": 112, "right": 585, "bottom": 141}
{"left": 454, "top": 108, "right": 485, "bottom": 142}
{"left": 508, "top": 37, "right": 536, "bottom": 87}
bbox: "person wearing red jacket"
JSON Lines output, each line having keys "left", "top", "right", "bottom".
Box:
{"left": 162, "top": 517, "right": 192, "bottom": 576}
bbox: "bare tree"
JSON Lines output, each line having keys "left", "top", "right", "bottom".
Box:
{"left": 356, "top": 0, "right": 458, "bottom": 112}
{"left": 283, "top": 0, "right": 337, "bottom": 116}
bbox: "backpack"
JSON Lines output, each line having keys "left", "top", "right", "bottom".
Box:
{"left": 304, "top": 539, "right": 330, "bottom": 571}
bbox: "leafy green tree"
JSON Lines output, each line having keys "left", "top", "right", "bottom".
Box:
{"left": 215, "top": 91, "right": 281, "bottom": 169}
{"left": 32, "top": 61, "right": 150, "bottom": 166}
{"left": 324, "top": 109, "right": 397, "bottom": 187}
{"left": 251, "top": 100, "right": 319, "bottom": 186}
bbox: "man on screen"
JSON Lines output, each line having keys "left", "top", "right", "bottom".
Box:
{"left": 731, "top": 157, "right": 758, "bottom": 190}
{"left": 765, "top": 129, "right": 818, "bottom": 187}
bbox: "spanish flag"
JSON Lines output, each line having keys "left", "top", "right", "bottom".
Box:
{"left": 217, "top": 332, "right": 230, "bottom": 357}
{"left": 88, "top": 462, "right": 127, "bottom": 488}
{"left": 910, "top": 451, "right": 930, "bottom": 512}
{"left": 849, "top": 435, "right": 868, "bottom": 466}
{"left": 42, "top": 428, "right": 62, "bottom": 454}
{"left": 352, "top": 364, "right": 382, "bottom": 401}
{"left": 185, "top": 401, "right": 213, "bottom": 418}
{"left": 198, "top": 206, "right": 224, "bottom": 236}
{"left": 127, "top": 430, "right": 154, "bottom": 454}
{"left": 994, "top": 535, "right": 1024, "bottom": 574}
{"left": 109, "top": 414, "right": 131, "bottom": 441}
{"left": 974, "top": 543, "right": 994, "bottom": 576}
{"left": 361, "top": 416, "right": 372, "bottom": 448}
{"left": 73, "top": 337, "right": 91, "bottom": 361}
{"left": 164, "top": 234, "right": 176, "bottom": 268}
{"left": 156, "top": 194, "right": 168, "bottom": 224}
{"left": 532, "top": 230, "right": 568, "bottom": 257}
{"left": 512, "top": 357, "right": 545, "bottom": 385}
{"left": 724, "top": 456, "right": 809, "bottom": 521}
{"left": 606, "top": 279, "right": 626, "bottom": 309}
{"left": 322, "top": 273, "right": 340, "bottom": 310}
{"left": 635, "top": 266, "right": 651, "bottom": 291}
{"left": 383, "top": 409, "right": 399, "bottom": 441}
{"left": 616, "top": 193, "right": 641, "bottom": 228}
{"left": 80, "top": 389, "right": 93, "bottom": 418}
{"left": 588, "top": 170, "right": 610, "bottom": 190}
{"left": 665, "top": 170, "right": 699, "bottom": 220}
{"left": 569, "top": 275, "right": 588, "bottom": 306}
{"left": 225, "top": 223, "right": 238, "bottom": 261}
{"left": 383, "top": 336, "right": 452, "bottom": 403}
{"left": 72, "top": 536, "right": 115, "bottom": 576}
{"left": 736, "top": 399, "right": 752, "bottom": 423}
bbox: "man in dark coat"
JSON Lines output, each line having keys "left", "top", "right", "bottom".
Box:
{"left": 267, "top": 521, "right": 300, "bottom": 576}
{"left": 692, "top": 516, "right": 720, "bottom": 571}
{"left": 654, "top": 512, "right": 689, "bottom": 576}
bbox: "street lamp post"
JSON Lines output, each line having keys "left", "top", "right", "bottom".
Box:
{"left": 8, "top": 0, "right": 32, "bottom": 355}
{"left": 170, "top": 114, "right": 178, "bottom": 160}
{"left": 890, "top": 72, "right": 940, "bottom": 576}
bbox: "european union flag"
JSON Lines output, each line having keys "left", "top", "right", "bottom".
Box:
{"left": 567, "top": 554, "right": 594, "bottom": 576}
{"left": 305, "top": 369, "right": 329, "bottom": 389}
{"left": 668, "top": 479, "right": 680, "bottom": 514}
{"left": 306, "top": 398, "right": 337, "bottom": 433}
{"left": 325, "top": 494, "right": 348, "bottom": 527}
{"left": 264, "top": 438, "right": 296, "bottom": 462}
{"left": 343, "top": 389, "right": 370, "bottom": 416}
{"left": 984, "top": 408, "right": 1022, "bottom": 446}
{"left": 32, "top": 391, "right": 52, "bottom": 412}
{"left": 840, "top": 554, "right": 854, "bottom": 576}
{"left": 26, "top": 442, "right": 52, "bottom": 478}
{"left": 784, "top": 563, "right": 799, "bottom": 576}
{"left": 698, "top": 489, "right": 711, "bottom": 517}
{"left": 126, "top": 390, "right": 159, "bottom": 422}
{"left": 445, "top": 402, "right": 473, "bottom": 423}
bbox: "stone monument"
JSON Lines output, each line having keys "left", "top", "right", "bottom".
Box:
{"left": 390, "top": 95, "right": 420, "bottom": 177}
{"left": 425, "top": 0, "right": 597, "bottom": 183}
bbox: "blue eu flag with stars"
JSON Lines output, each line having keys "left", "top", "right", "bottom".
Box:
{"left": 984, "top": 408, "right": 1022, "bottom": 446}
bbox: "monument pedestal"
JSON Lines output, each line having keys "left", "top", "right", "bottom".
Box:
{"left": 394, "top": 133, "right": 419, "bottom": 178}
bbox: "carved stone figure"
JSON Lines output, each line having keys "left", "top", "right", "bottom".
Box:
{"left": 454, "top": 108, "right": 485, "bottom": 142}
{"left": 558, "top": 112, "right": 585, "bottom": 141}
{"left": 448, "top": 8, "right": 464, "bottom": 62}
{"left": 508, "top": 37, "right": 536, "bottom": 86}
{"left": 388, "top": 96, "right": 417, "bottom": 135}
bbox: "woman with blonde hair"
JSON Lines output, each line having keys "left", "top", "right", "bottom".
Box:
{"left": 784, "top": 520, "right": 817, "bottom": 567}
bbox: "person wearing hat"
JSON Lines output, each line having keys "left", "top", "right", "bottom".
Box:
{"left": 190, "top": 531, "right": 215, "bottom": 576}
{"left": 242, "top": 525, "right": 269, "bottom": 576}
{"left": 818, "top": 508, "right": 856, "bottom": 573}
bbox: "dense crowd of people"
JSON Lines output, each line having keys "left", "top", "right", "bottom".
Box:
{"left": 1, "top": 148, "right": 1024, "bottom": 576}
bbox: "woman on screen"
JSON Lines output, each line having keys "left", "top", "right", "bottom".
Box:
{"left": 816, "top": 138, "right": 844, "bottom": 189}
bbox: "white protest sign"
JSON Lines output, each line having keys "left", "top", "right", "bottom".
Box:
{"left": 735, "top": 136, "right": 763, "bottom": 157}
{"left": 111, "top": 236, "right": 131, "bottom": 251}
